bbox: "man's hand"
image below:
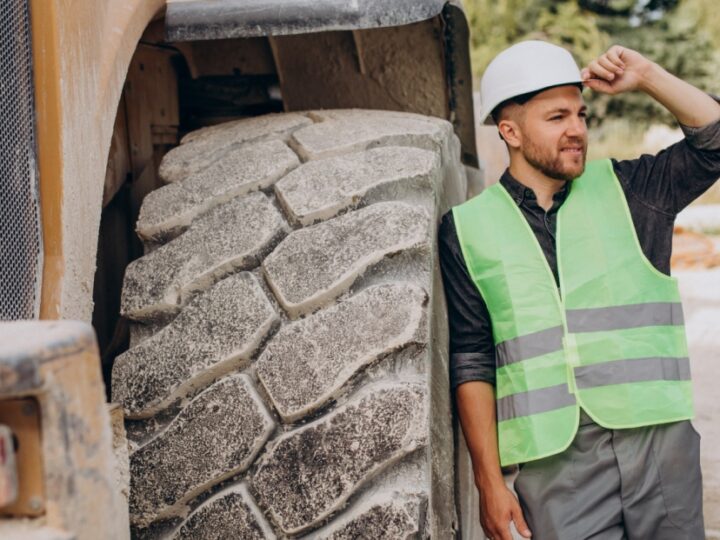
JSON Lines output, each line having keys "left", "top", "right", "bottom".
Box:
{"left": 581, "top": 44, "right": 720, "bottom": 127}
{"left": 478, "top": 480, "right": 532, "bottom": 540}
{"left": 580, "top": 45, "right": 653, "bottom": 95}
{"left": 456, "top": 381, "right": 532, "bottom": 539}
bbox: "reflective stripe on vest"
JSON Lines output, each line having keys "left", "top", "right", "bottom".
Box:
{"left": 497, "top": 384, "right": 576, "bottom": 422}
{"left": 452, "top": 159, "right": 694, "bottom": 466}
{"left": 566, "top": 302, "right": 684, "bottom": 332}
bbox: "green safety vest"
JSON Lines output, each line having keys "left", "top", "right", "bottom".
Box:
{"left": 452, "top": 159, "right": 694, "bottom": 466}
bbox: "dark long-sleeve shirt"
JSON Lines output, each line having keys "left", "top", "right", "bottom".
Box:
{"left": 439, "top": 119, "right": 720, "bottom": 391}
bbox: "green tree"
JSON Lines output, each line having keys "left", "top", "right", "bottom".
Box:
{"left": 466, "top": 0, "right": 719, "bottom": 126}
{"left": 466, "top": 0, "right": 608, "bottom": 78}
{"left": 589, "top": 0, "right": 718, "bottom": 125}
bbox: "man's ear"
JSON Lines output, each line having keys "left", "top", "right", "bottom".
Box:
{"left": 497, "top": 119, "right": 522, "bottom": 149}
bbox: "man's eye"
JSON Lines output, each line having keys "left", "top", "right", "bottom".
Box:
{"left": 549, "top": 116, "right": 562, "bottom": 121}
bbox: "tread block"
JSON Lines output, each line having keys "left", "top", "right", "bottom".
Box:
{"left": 171, "top": 484, "right": 275, "bottom": 540}
{"left": 263, "top": 202, "right": 429, "bottom": 318}
{"left": 275, "top": 146, "right": 438, "bottom": 226}
{"left": 291, "top": 109, "right": 452, "bottom": 161}
{"left": 129, "top": 374, "right": 274, "bottom": 526}
{"left": 252, "top": 383, "right": 427, "bottom": 535}
{"left": 160, "top": 113, "right": 311, "bottom": 183}
{"left": 316, "top": 492, "right": 424, "bottom": 540}
{"left": 128, "top": 319, "right": 166, "bottom": 348}
{"left": 138, "top": 140, "right": 298, "bottom": 242}
{"left": 257, "top": 283, "right": 426, "bottom": 422}
{"left": 180, "top": 112, "right": 311, "bottom": 146}
{"left": 122, "top": 192, "right": 286, "bottom": 321}
{"left": 113, "top": 273, "right": 277, "bottom": 418}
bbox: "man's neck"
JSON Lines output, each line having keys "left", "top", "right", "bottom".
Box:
{"left": 508, "top": 161, "right": 567, "bottom": 211}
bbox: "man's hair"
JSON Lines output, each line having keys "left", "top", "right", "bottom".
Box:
{"left": 490, "top": 89, "right": 542, "bottom": 124}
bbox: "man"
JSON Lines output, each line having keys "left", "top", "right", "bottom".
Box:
{"left": 439, "top": 40, "right": 720, "bottom": 540}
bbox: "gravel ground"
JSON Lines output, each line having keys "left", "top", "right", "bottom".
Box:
{"left": 677, "top": 266, "right": 720, "bottom": 538}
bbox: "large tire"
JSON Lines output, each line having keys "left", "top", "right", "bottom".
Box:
{"left": 112, "top": 109, "right": 467, "bottom": 538}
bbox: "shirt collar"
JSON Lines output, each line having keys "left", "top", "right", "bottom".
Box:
{"left": 499, "top": 168, "right": 570, "bottom": 207}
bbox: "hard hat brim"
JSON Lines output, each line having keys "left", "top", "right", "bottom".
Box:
{"left": 479, "top": 81, "right": 584, "bottom": 126}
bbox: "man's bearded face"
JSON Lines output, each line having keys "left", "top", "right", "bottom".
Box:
{"left": 522, "top": 127, "right": 587, "bottom": 182}
{"left": 516, "top": 85, "right": 589, "bottom": 181}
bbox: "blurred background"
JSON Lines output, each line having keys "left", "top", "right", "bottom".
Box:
{"left": 466, "top": 1, "right": 720, "bottom": 532}
{"left": 468, "top": 0, "right": 719, "bottom": 189}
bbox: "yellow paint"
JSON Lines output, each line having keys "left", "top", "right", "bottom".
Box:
{"left": 30, "top": 0, "right": 165, "bottom": 320}
{"left": 31, "top": 0, "right": 64, "bottom": 319}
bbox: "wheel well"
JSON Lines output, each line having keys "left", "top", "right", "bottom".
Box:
{"left": 92, "top": 14, "right": 464, "bottom": 390}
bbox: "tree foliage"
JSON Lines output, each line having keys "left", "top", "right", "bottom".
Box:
{"left": 465, "top": 0, "right": 609, "bottom": 76}
{"left": 466, "top": 0, "right": 719, "bottom": 126}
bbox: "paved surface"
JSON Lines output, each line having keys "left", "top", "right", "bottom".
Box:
{"left": 677, "top": 266, "right": 720, "bottom": 538}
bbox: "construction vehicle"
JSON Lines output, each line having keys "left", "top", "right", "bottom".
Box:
{"left": 0, "top": 0, "right": 482, "bottom": 537}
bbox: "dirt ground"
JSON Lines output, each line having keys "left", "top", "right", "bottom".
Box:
{"left": 677, "top": 266, "right": 720, "bottom": 537}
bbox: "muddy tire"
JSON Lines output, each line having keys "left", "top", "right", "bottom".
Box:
{"left": 111, "top": 109, "right": 466, "bottom": 538}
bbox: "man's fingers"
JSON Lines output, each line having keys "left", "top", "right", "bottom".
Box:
{"left": 492, "top": 523, "right": 513, "bottom": 540}
{"left": 598, "top": 54, "right": 623, "bottom": 75}
{"left": 588, "top": 59, "right": 616, "bottom": 81}
{"left": 606, "top": 46, "right": 625, "bottom": 69}
{"left": 484, "top": 515, "right": 514, "bottom": 540}
{"left": 583, "top": 77, "right": 615, "bottom": 95}
{"left": 511, "top": 503, "right": 532, "bottom": 538}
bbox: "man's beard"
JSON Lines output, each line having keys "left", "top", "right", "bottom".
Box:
{"left": 523, "top": 137, "right": 587, "bottom": 182}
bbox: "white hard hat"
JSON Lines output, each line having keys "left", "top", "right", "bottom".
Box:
{"left": 478, "top": 40, "right": 582, "bottom": 125}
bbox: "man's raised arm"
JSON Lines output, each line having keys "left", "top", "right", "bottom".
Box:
{"left": 581, "top": 45, "right": 720, "bottom": 127}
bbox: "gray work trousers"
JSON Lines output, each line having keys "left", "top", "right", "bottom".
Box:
{"left": 513, "top": 410, "right": 705, "bottom": 539}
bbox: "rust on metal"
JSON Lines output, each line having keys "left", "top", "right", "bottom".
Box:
{"left": 0, "top": 425, "right": 18, "bottom": 508}
{"left": 0, "top": 398, "right": 44, "bottom": 517}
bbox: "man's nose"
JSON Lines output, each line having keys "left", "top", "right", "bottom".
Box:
{"left": 566, "top": 116, "right": 587, "bottom": 138}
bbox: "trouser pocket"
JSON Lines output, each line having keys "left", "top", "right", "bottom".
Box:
{"left": 651, "top": 420, "right": 704, "bottom": 529}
